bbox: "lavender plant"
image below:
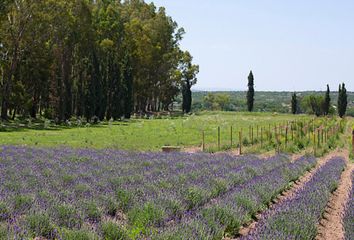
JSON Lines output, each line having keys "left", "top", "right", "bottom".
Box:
{"left": 242, "top": 156, "right": 345, "bottom": 240}
{"left": 343, "top": 171, "right": 353, "bottom": 240}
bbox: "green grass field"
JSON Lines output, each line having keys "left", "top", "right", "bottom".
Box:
{"left": 0, "top": 112, "right": 316, "bottom": 151}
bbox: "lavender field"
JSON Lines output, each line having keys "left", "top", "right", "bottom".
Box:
{"left": 0, "top": 145, "right": 318, "bottom": 239}
{"left": 242, "top": 156, "right": 346, "bottom": 240}
{"left": 344, "top": 171, "right": 354, "bottom": 240}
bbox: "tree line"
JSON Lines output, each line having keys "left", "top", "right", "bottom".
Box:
{"left": 0, "top": 0, "right": 199, "bottom": 122}
{"left": 291, "top": 83, "right": 348, "bottom": 118}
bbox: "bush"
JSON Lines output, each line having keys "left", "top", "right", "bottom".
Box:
{"left": 101, "top": 221, "right": 129, "bottom": 240}
{"left": 26, "top": 213, "right": 54, "bottom": 238}
{"left": 0, "top": 202, "right": 9, "bottom": 221}
{"left": 14, "top": 195, "right": 32, "bottom": 212}
{"left": 86, "top": 202, "right": 101, "bottom": 222}
{"left": 61, "top": 229, "right": 97, "bottom": 240}
{"left": 55, "top": 204, "right": 82, "bottom": 228}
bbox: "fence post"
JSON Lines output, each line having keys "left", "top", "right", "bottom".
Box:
{"left": 352, "top": 130, "right": 354, "bottom": 156}
{"left": 251, "top": 127, "right": 254, "bottom": 145}
{"left": 285, "top": 126, "right": 288, "bottom": 148}
{"left": 239, "top": 130, "right": 242, "bottom": 155}
{"left": 230, "top": 126, "right": 233, "bottom": 148}
{"left": 218, "top": 126, "right": 221, "bottom": 151}
{"left": 313, "top": 131, "right": 316, "bottom": 155}
{"left": 260, "top": 127, "right": 263, "bottom": 148}
{"left": 202, "top": 131, "right": 205, "bottom": 152}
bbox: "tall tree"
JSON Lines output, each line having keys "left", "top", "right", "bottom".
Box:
{"left": 246, "top": 71, "right": 255, "bottom": 112}
{"left": 323, "top": 84, "right": 331, "bottom": 116}
{"left": 338, "top": 83, "right": 347, "bottom": 118}
{"left": 181, "top": 51, "right": 199, "bottom": 113}
{"left": 291, "top": 92, "right": 298, "bottom": 114}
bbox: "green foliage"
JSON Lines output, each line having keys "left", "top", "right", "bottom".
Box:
{"left": 101, "top": 221, "right": 129, "bottom": 240}
{"left": 0, "top": 202, "right": 9, "bottom": 221}
{"left": 26, "top": 213, "right": 54, "bottom": 238}
{"left": 291, "top": 92, "right": 298, "bottom": 114}
{"left": 13, "top": 195, "right": 32, "bottom": 212}
{"left": 185, "top": 187, "right": 206, "bottom": 209}
{"left": 116, "top": 189, "right": 133, "bottom": 212}
{"left": 338, "top": 83, "right": 348, "bottom": 118}
{"left": 324, "top": 84, "right": 331, "bottom": 115}
{"left": 247, "top": 71, "right": 255, "bottom": 112}
{"left": 61, "top": 228, "right": 98, "bottom": 240}
{"left": 54, "top": 204, "right": 82, "bottom": 228}
{"left": 203, "top": 93, "right": 232, "bottom": 111}
{"left": 127, "top": 202, "right": 165, "bottom": 229}
{"left": 86, "top": 202, "right": 102, "bottom": 222}
{"left": 0, "top": 0, "right": 197, "bottom": 121}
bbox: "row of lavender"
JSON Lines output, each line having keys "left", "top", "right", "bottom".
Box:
{"left": 241, "top": 156, "right": 346, "bottom": 240}
{"left": 343, "top": 171, "right": 353, "bottom": 240}
{"left": 0, "top": 145, "right": 293, "bottom": 239}
{"left": 153, "top": 155, "right": 317, "bottom": 239}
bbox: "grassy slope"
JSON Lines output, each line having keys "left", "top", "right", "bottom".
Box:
{"left": 0, "top": 112, "right": 311, "bottom": 151}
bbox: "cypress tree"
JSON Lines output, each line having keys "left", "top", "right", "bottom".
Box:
{"left": 291, "top": 92, "right": 297, "bottom": 114}
{"left": 246, "top": 71, "right": 255, "bottom": 112}
{"left": 338, "top": 83, "right": 347, "bottom": 118}
{"left": 324, "top": 84, "right": 331, "bottom": 115}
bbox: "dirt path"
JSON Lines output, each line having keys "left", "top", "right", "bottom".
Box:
{"left": 315, "top": 151, "right": 353, "bottom": 240}
{"left": 235, "top": 149, "right": 347, "bottom": 239}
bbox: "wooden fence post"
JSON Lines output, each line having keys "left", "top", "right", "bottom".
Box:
{"left": 230, "top": 126, "right": 233, "bottom": 148}
{"left": 352, "top": 130, "right": 354, "bottom": 156}
{"left": 202, "top": 131, "right": 205, "bottom": 152}
{"left": 218, "top": 126, "right": 221, "bottom": 151}
{"left": 313, "top": 131, "right": 316, "bottom": 155}
{"left": 285, "top": 126, "right": 288, "bottom": 148}
{"left": 260, "top": 127, "right": 263, "bottom": 148}
{"left": 239, "top": 130, "right": 242, "bottom": 155}
{"left": 251, "top": 127, "right": 254, "bottom": 145}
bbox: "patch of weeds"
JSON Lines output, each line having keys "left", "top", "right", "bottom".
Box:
{"left": 185, "top": 187, "right": 206, "bottom": 209}
{"left": 210, "top": 178, "right": 228, "bottom": 197}
{"left": 86, "top": 202, "right": 101, "bottom": 222}
{"left": 55, "top": 204, "right": 82, "bottom": 228}
{"left": 116, "top": 189, "right": 133, "bottom": 212}
{"left": 101, "top": 221, "right": 129, "bottom": 240}
{"left": 61, "top": 228, "right": 98, "bottom": 240}
{"left": 62, "top": 174, "right": 76, "bottom": 186}
{"left": 26, "top": 213, "right": 54, "bottom": 239}
{"left": 128, "top": 202, "right": 165, "bottom": 229}
{"left": 14, "top": 195, "right": 32, "bottom": 212}
{"left": 0, "top": 202, "right": 9, "bottom": 221}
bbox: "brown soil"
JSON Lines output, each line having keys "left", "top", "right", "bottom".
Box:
{"left": 234, "top": 149, "right": 347, "bottom": 239}
{"left": 315, "top": 151, "right": 353, "bottom": 240}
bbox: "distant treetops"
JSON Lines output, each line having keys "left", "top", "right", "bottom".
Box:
{"left": 291, "top": 83, "right": 348, "bottom": 118}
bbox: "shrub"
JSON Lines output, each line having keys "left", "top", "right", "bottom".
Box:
{"left": 26, "top": 213, "right": 54, "bottom": 238}
{"left": 55, "top": 204, "right": 82, "bottom": 228}
{"left": 14, "top": 195, "right": 32, "bottom": 212}
{"left": 101, "top": 221, "right": 129, "bottom": 240}
{"left": 86, "top": 202, "right": 101, "bottom": 222}
{"left": 116, "top": 189, "right": 133, "bottom": 212}
{"left": 61, "top": 228, "right": 97, "bottom": 240}
{"left": 0, "top": 202, "right": 9, "bottom": 221}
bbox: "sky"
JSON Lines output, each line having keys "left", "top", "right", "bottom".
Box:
{"left": 146, "top": 0, "right": 354, "bottom": 91}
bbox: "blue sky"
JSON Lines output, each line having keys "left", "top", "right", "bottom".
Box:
{"left": 147, "top": 0, "right": 354, "bottom": 91}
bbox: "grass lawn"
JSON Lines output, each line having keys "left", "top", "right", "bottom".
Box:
{"left": 0, "top": 112, "right": 314, "bottom": 151}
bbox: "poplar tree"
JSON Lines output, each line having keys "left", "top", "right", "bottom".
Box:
{"left": 247, "top": 71, "right": 255, "bottom": 112}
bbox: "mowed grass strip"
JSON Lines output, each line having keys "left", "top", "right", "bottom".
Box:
{"left": 0, "top": 112, "right": 313, "bottom": 151}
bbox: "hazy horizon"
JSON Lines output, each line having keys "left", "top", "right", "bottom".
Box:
{"left": 148, "top": 0, "right": 354, "bottom": 92}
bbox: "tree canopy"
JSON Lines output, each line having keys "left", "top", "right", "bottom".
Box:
{"left": 0, "top": 0, "right": 198, "bottom": 121}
